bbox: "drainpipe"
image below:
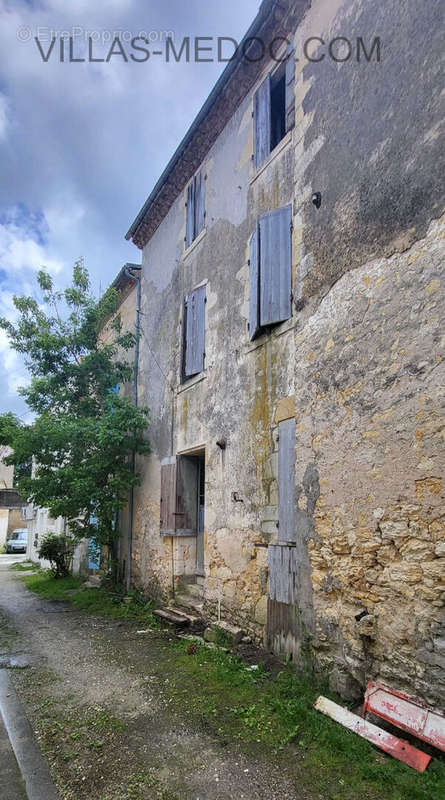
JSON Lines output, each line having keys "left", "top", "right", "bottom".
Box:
{"left": 123, "top": 264, "right": 141, "bottom": 594}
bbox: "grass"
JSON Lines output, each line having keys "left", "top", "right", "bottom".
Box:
{"left": 20, "top": 571, "right": 445, "bottom": 800}
{"left": 156, "top": 639, "right": 445, "bottom": 800}
{"left": 11, "top": 561, "right": 39, "bottom": 571}
{"left": 21, "top": 571, "right": 159, "bottom": 628}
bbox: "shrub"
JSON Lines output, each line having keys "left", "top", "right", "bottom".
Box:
{"left": 38, "top": 533, "right": 74, "bottom": 578}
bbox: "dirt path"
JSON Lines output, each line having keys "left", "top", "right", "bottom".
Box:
{"left": 0, "top": 564, "right": 311, "bottom": 800}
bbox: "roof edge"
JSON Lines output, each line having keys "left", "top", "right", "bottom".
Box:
{"left": 125, "top": 0, "right": 278, "bottom": 244}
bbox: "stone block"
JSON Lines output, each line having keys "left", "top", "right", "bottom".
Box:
{"left": 380, "top": 520, "right": 410, "bottom": 542}
{"left": 203, "top": 627, "right": 218, "bottom": 643}
{"left": 275, "top": 396, "right": 295, "bottom": 423}
{"left": 254, "top": 595, "right": 268, "bottom": 625}
{"left": 422, "top": 560, "right": 445, "bottom": 585}
{"left": 211, "top": 620, "right": 244, "bottom": 646}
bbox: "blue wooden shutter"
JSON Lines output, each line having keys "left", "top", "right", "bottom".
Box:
{"left": 278, "top": 417, "right": 296, "bottom": 542}
{"left": 195, "top": 171, "right": 205, "bottom": 236}
{"left": 285, "top": 47, "right": 295, "bottom": 132}
{"left": 249, "top": 222, "right": 260, "bottom": 341}
{"left": 259, "top": 204, "right": 292, "bottom": 326}
{"left": 253, "top": 75, "right": 271, "bottom": 169}
{"left": 185, "top": 285, "right": 206, "bottom": 377}
{"left": 186, "top": 180, "right": 195, "bottom": 248}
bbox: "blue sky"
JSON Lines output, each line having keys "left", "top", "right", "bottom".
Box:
{"left": 0, "top": 0, "right": 260, "bottom": 417}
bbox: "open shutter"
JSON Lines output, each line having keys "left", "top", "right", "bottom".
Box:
{"left": 249, "top": 222, "right": 260, "bottom": 341}
{"left": 185, "top": 285, "right": 206, "bottom": 377}
{"left": 160, "top": 457, "right": 177, "bottom": 535}
{"left": 278, "top": 417, "right": 296, "bottom": 542}
{"left": 253, "top": 75, "right": 271, "bottom": 169}
{"left": 285, "top": 46, "right": 295, "bottom": 132}
{"left": 175, "top": 455, "right": 199, "bottom": 535}
{"left": 259, "top": 204, "right": 292, "bottom": 327}
{"left": 195, "top": 171, "right": 205, "bottom": 237}
{"left": 185, "top": 180, "right": 195, "bottom": 248}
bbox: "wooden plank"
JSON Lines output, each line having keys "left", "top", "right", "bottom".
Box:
{"left": 268, "top": 545, "right": 297, "bottom": 604}
{"left": 278, "top": 417, "right": 296, "bottom": 542}
{"left": 266, "top": 597, "right": 300, "bottom": 662}
{"left": 153, "top": 609, "right": 189, "bottom": 626}
{"left": 249, "top": 223, "right": 260, "bottom": 340}
{"left": 253, "top": 74, "right": 271, "bottom": 169}
{"left": 363, "top": 681, "right": 445, "bottom": 753}
{"left": 259, "top": 205, "right": 292, "bottom": 327}
{"left": 314, "top": 696, "right": 431, "bottom": 772}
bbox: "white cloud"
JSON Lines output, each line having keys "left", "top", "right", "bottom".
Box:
{"left": 0, "top": 0, "right": 260, "bottom": 416}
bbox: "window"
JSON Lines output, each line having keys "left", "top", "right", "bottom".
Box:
{"left": 185, "top": 170, "right": 206, "bottom": 248}
{"left": 249, "top": 204, "right": 292, "bottom": 341}
{"left": 181, "top": 284, "right": 206, "bottom": 380}
{"left": 253, "top": 47, "right": 295, "bottom": 169}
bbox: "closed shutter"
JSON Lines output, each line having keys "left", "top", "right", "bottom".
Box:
{"left": 248, "top": 222, "right": 260, "bottom": 341}
{"left": 278, "top": 417, "right": 296, "bottom": 542}
{"left": 285, "top": 46, "right": 295, "bottom": 132}
{"left": 185, "top": 180, "right": 195, "bottom": 248}
{"left": 195, "top": 171, "right": 205, "bottom": 237}
{"left": 253, "top": 75, "right": 271, "bottom": 169}
{"left": 268, "top": 545, "right": 297, "bottom": 603}
{"left": 260, "top": 204, "right": 292, "bottom": 327}
{"left": 184, "top": 285, "right": 206, "bottom": 377}
{"left": 160, "top": 457, "right": 177, "bottom": 534}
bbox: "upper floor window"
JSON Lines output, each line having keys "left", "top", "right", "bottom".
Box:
{"left": 253, "top": 47, "right": 295, "bottom": 170}
{"left": 249, "top": 204, "right": 292, "bottom": 341}
{"left": 181, "top": 284, "right": 206, "bottom": 380}
{"left": 185, "top": 170, "right": 206, "bottom": 249}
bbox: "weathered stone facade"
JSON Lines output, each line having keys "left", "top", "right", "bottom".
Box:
{"left": 124, "top": 0, "right": 445, "bottom": 703}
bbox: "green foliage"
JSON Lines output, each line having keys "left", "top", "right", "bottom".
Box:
{"left": 38, "top": 533, "right": 74, "bottom": 577}
{"left": 0, "top": 261, "right": 150, "bottom": 547}
{"left": 22, "top": 571, "right": 159, "bottom": 628}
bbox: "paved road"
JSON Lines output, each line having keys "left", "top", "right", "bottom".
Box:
{"left": 0, "top": 554, "right": 28, "bottom": 799}
{"left": 0, "top": 555, "right": 59, "bottom": 800}
{"left": 0, "top": 555, "right": 28, "bottom": 568}
{"left": 0, "top": 711, "right": 27, "bottom": 800}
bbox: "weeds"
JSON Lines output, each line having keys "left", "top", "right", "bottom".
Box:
{"left": 21, "top": 571, "right": 445, "bottom": 800}
{"left": 20, "top": 571, "right": 159, "bottom": 628}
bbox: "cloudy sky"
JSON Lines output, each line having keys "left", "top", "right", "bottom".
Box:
{"left": 0, "top": 0, "right": 260, "bottom": 418}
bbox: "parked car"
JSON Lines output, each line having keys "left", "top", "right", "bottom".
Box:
{"left": 6, "top": 529, "right": 28, "bottom": 554}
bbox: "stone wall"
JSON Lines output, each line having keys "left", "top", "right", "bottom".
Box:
{"left": 294, "top": 216, "right": 445, "bottom": 702}
{"left": 128, "top": 0, "right": 444, "bottom": 703}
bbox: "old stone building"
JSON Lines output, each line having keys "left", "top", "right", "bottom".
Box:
{"left": 0, "top": 446, "right": 27, "bottom": 548}
{"left": 122, "top": 0, "right": 444, "bottom": 703}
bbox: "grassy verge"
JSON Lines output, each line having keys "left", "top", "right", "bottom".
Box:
{"left": 21, "top": 571, "right": 159, "bottom": 627}
{"left": 20, "top": 571, "right": 445, "bottom": 800}
{"left": 11, "top": 561, "right": 39, "bottom": 571}
{"left": 154, "top": 638, "right": 445, "bottom": 800}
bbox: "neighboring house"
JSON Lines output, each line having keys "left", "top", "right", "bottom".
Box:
{"left": 26, "top": 505, "right": 64, "bottom": 568}
{"left": 0, "top": 446, "right": 27, "bottom": 549}
{"left": 121, "top": 0, "right": 444, "bottom": 704}
{"left": 0, "top": 489, "right": 27, "bottom": 550}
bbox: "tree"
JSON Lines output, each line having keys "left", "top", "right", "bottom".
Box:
{"left": 0, "top": 261, "right": 149, "bottom": 554}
